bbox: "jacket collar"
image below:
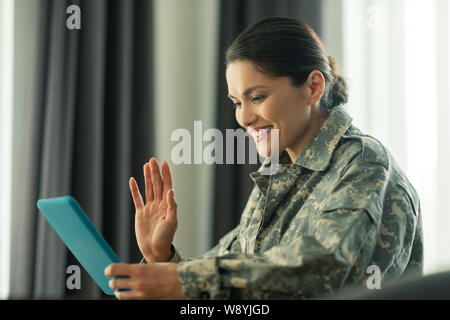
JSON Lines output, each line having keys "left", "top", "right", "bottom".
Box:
{"left": 293, "top": 104, "right": 353, "bottom": 171}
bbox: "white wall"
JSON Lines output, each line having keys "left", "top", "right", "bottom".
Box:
{"left": 0, "top": 0, "right": 14, "bottom": 300}
{"left": 153, "top": 0, "right": 219, "bottom": 257}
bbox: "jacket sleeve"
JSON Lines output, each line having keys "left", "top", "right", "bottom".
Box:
{"left": 176, "top": 159, "right": 399, "bottom": 299}
{"left": 177, "top": 208, "right": 378, "bottom": 299}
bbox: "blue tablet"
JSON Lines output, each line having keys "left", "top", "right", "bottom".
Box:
{"left": 37, "top": 196, "right": 120, "bottom": 295}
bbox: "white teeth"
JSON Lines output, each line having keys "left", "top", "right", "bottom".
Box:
{"left": 252, "top": 127, "right": 271, "bottom": 138}
{"left": 255, "top": 128, "right": 270, "bottom": 137}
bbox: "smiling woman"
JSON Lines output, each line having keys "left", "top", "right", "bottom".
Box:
{"left": 177, "top": 17, "right": 422, "bottom": 299}
{"left": 113, "top": 16, "right": 424, "bottom": 300}
{"left": 0, "top": 0, "right": 14, "bottom": 300}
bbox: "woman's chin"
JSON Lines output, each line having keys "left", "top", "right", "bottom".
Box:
{"left": 255, "top": 131, "right": 280, "bottom": 159}
{"left": 256, "top": 146, "right": 271, "bottom": 159}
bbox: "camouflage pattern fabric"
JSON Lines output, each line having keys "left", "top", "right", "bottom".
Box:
{"left": 158, "top": 105, "right": 423, "bottom": 299}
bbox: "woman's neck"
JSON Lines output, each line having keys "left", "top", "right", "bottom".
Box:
{"left": 285, "top": 105, "right": 329, "bottom": 163}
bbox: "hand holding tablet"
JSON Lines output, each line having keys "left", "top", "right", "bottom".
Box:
{"left": 36, "top": 158, "right": 180, "bottom": 297}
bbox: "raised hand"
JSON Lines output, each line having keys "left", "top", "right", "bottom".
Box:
{"left": 130, "top": 158, "right": 177, "bottom": 263}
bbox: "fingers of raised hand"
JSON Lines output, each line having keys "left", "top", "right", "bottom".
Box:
{"left": 143, "top": 162, "right": 154, "bottom": 203}
{"left": 129, "top": 177, "right": 144, "bottom": 210}
{"left": 161, "top": 160, "right": 173, "bottom": 200}
{"left": 150, "top": 158, "right": 164, "bottom": 200}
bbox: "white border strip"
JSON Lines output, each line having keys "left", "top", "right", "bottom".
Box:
{"left": 0, "top": 0, "right": 14, "bottom": 300}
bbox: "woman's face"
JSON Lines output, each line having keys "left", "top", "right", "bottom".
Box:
{"left": 226, "top": 60, "right": 326, "bottom": 161}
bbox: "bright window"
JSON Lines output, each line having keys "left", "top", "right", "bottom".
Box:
{"left": 340, "top": 0, "right": 450, "bottom": 274}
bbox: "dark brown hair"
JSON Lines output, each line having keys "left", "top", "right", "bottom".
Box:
{"left": 226, "top": 16, "right": 348, "bottom": 111}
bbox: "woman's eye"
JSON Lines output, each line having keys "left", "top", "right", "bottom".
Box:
{"left": 252, "top": 95, "right": 264, "bottom": 103}
{"left": 231, "top": 96, "right": 264, "bottom": 109}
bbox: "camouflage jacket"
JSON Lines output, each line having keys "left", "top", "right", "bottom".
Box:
{"left": 163, "top": 105, "right": 423, "bottom": 299}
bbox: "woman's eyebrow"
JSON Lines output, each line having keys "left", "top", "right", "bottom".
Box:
{"left": 228, "top": 85, "right": 270, "bottom": 99}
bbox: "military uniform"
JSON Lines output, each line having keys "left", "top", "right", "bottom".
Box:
{"left": 146, "top": 105, "right": 424, "bottom": 299}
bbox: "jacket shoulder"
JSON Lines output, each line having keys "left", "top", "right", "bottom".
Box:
{"left": 335, "top": 125, "right": 390, "bottom": 170}
{"left": 336, "top": 125, "right": 421, "bottom": 215}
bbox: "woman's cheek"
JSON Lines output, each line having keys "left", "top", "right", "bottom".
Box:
{"left": 261, "top": 102, "right": 280, "bottom": 123}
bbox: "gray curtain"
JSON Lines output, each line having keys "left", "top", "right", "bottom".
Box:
{"left": 213, "top": 0, "right": 324, "bottom": 243}
{"left": 10, "top": 0, "right": 154, "bottom": 299}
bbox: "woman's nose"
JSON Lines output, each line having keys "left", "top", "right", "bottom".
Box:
{"left": 238, "top": 103, "right": 258, "bottom": 128}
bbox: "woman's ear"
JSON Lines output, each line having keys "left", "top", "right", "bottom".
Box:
{"left": 306, "top": 70, "right": 325, "bottom": 105}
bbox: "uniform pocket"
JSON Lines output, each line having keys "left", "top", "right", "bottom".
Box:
{"left": 318, "top": 195, "right": 382, "bottom": 226}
